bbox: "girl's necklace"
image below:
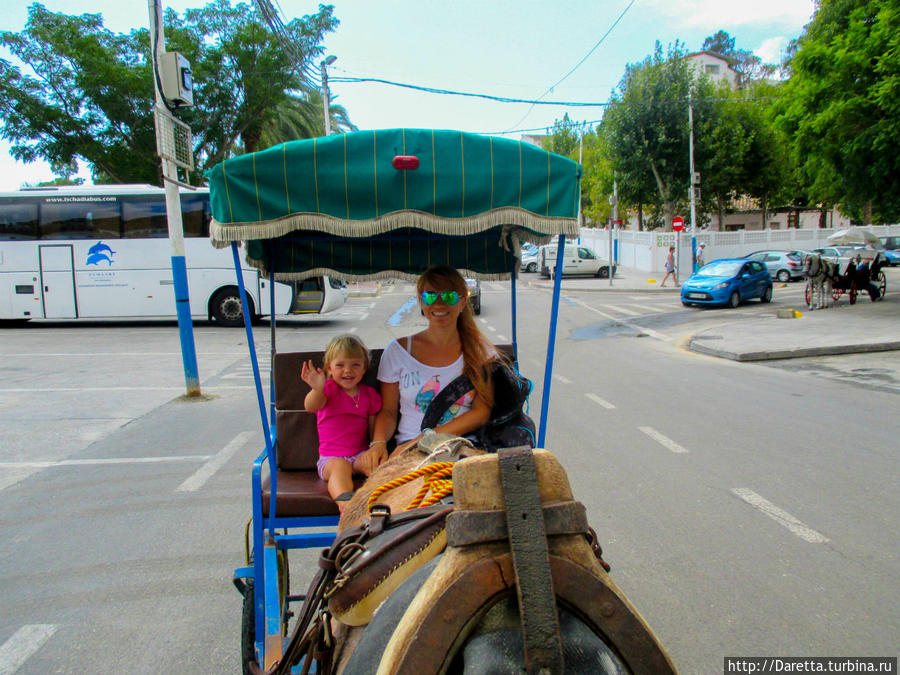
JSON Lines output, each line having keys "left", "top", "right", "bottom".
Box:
{"left": 346, "top": 389, "right": 361, "bottom": 408}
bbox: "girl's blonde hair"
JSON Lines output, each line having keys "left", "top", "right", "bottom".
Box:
{"left": 417, "top": 265, "right": 499, "bottom": 406}
{"left": 323, "top": 334, "right": 371, "bottom": 374}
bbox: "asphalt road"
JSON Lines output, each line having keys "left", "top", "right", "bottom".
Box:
{"left": 0, "top": 281, "right": 897, "bottom": 674}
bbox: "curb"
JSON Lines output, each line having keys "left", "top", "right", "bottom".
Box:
{"left": 687, "top": 338, "right": 900, "bottom": 362}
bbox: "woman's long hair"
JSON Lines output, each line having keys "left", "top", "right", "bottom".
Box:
{"left": 417, "top": 266, "right": 498, "bottom": 406}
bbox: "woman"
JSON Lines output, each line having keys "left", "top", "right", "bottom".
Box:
{"left": 660, "top": 245, "right": 677, "bottom": 287}
{"left": 363, "top": 266, "right": 496, "bottom": 469}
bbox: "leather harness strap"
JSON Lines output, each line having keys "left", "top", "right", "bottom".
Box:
{"left": 446, "top": 501, "right": 589, "bottom": 546}
{"left": 497, "top": 446, "right": 565, "bottom": 675}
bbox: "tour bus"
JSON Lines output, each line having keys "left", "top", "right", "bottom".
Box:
{"left": 0, "top": 184, "right": 345, "bottom": 325}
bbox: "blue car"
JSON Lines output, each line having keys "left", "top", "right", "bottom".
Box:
{"left": 881, "top": 249, "right": 900, "bottom": 266}
{"left": 681, "top": 259, "right": 773, "bottom": 308}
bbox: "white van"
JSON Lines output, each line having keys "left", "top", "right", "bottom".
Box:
{"left": 539, "top": 244, "right": 616, "bottom": 278}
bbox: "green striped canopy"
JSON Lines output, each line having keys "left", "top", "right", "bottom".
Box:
{"left": 207, "top": 129, "right": 581, "bottom": 280}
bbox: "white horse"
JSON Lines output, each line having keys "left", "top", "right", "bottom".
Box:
{"left": 803, "top": 253, "right": 835, "bottom": 310}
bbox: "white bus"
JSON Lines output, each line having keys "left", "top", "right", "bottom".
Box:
{"left": 0, "top": 184, "right": 345, "bottom": 325}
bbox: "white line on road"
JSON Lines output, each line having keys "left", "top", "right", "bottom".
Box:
{"left": 731, "top": 488, "right": 829, "bottom": 543}
{"left": 638, "top": 426, "right": 689, "bottom": 453}
{"left": 0, "top": 386, "right": 187, "bottom": 393}
{"left": 603, "top": 304, "right": 641, "bottom": 316}
{"left": 497, "top": 335, "right": 508, "bottom": 342}
{"left": 585, "top": 393, "right": 616, "bottom": 409}
{"left": 0, "top": 455, "right": 211, "bottom": 469}
{"left": 571, "top": 299, "right": 671, "bottom": 341}
{"left": 177, "top": 431, "right": 255, "bottom": 492}
{"left": 552, "top": 374, "right": 572, "bottom": 384}
{"left": 629, "top": 304, "right": 663, "bottom": 313}
{"left": 0, "top": 624, "right": 58, "bottom": 675}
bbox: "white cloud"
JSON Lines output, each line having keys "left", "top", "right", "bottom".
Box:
{"left": 756, "top": 36, "right": 788, "bottom": 64}
{"left": 643, "top": 0, "right": 814, "bottom": 29}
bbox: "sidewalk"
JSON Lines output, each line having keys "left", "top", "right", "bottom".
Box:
{"left": 525, "top": 265, "right": 681, "bottom": 293}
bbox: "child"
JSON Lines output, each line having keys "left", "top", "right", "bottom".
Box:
{"left": 301, "top": 335, "right": 383, "bottom": 510}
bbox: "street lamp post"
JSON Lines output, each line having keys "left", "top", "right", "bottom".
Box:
{"left": 321, "top": 55, "right": 336, "bottom": 136}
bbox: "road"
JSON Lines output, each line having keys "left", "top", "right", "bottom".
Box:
{"left": 0, "top": 280, "right": 897, "bottom": 674}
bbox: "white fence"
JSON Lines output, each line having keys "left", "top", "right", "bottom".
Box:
{"left": 578, "top": 225, "right": 900, "bottom": 274}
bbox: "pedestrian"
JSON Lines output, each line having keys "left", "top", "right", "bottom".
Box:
{"left": 300, "top": 334, "right": 383, "bottom": 511}
{"left": 660, "top": 245, "right": 677, "bottom": 287}
{"left": 695, "top": 242, "right": 706, "bottom": 269}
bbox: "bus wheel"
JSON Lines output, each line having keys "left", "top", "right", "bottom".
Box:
{"left": 211, "top": 287, "right": 252, "bottom": 327}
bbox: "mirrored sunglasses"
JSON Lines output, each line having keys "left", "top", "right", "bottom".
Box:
{"left": 421, "top": 290, "right": 461, "bottom": 306}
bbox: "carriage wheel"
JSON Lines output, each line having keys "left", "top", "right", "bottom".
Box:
{"left": 849, "top": 283, "right": 857, "bottom": 305}
{"left": 877, "top": 271, "right": 886, "bottom": 298}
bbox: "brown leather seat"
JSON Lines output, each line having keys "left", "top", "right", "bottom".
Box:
{"left": 261, "top": 350, "right": 382, "bottom": 518}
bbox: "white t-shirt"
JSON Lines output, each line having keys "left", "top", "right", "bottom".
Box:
{"left": 377, "top": 338, "right": 474, "bottom": 442}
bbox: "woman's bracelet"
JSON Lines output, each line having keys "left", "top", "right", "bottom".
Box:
{"left": 369, "top": 440, "right": 387, "bottom": 448}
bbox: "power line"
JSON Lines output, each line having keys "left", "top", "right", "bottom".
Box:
{"left": 329, "top": 76, "right": 611, "bottom": 107}
{"left": 503, "top": 0, "right": 638, "bottom": 131}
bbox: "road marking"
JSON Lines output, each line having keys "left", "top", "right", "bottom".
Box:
{"left": 552, "top": 374, "right": 572, "bottom": 384}
{"left": 603, "top": 304, "right": 641, "bottom": 316}
{"left": 731, "top": 488, "right": 829, "bottom": 543}
{"left": 177, "top": 431, "right": 255, "bottom": 492}
{"left": 497, "top": 334, "right": 509, "bottom": 342}
{"left": 629, "top": 304, "right": 663, "bottom": 313}
{"left": 0, "top": 455, "right": 211, "bottom": 470}
{"left": 486, "top": 325, "right": 497, "bottom": 332}
{"left": 571, "top": 298, "right": 671, "bottom": 341}
{"left": 585, "top": 393, "right": 616, "bottom": 409}
{"left": 638, "top": 426, "right": 689, "bottom": 453}
{"left": 0, "top": 624, "right": 58, "bottom": 674}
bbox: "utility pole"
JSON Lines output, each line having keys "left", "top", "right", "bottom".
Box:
{"left": 321, "top": 55, "right": 336, "bottom": 136}
{"left": 689, "top": 89, "right": 698, "bottom": 272}
{"left": 610, "top": 177, "right": 617, "bottom": 287}
{"left": 148, "top": 0, "right": 200, "bottom": 397}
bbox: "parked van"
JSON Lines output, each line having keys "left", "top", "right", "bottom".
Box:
{"left": 539, "top": 244, "right": 616, "bottom": 278}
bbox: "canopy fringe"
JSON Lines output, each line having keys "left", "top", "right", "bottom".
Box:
{"left": 210, "top": 207, "right": 578, "bottom": 247}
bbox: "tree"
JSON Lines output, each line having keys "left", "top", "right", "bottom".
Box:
{"left": 778, "top": 0, "right": 900, "bottom": 223}
{"left": 600, "top": 42, "right": 695, "bottom": 230}
{"left": 0, "top": 1, "right": 346, "bottom": 186}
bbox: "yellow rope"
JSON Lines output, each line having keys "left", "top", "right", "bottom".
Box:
{"left": 367, "top": 462, "right": 455, "bottom": 512}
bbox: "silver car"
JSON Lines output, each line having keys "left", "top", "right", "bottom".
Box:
{"left": 743, "top": 250, "right": 806, "bottom": 282}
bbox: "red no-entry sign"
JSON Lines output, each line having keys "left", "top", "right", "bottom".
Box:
{"left": 672, "top": 216, "right": 685, "bottom": 231}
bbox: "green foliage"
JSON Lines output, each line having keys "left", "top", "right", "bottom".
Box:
{"left": 0, "top": 1, "right": 347, "bottom": 185}
{"left": 600, "top": 41, "right": 695, "bottom": 229}
{"left": 779, "top": 0, "right": 900, "bottom": 223}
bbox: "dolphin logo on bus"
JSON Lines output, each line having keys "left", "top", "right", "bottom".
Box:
{"left": 86, "top": 241, "right": 116, "bottom": 266}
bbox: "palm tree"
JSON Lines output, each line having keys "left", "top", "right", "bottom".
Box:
{"left": 258, "top": 88, "right": 357, "bottom": 149}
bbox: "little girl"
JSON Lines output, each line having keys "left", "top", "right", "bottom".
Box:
{"left": 301, "top": 335, "right": 383, "bottom": 510}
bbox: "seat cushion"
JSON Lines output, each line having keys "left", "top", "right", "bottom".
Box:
{"left": 261, "top": 470, "right": 366, "bottom": 517}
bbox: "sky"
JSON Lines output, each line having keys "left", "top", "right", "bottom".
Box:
{"left": 0, "top": 0, "right": 816, "bottom": 190}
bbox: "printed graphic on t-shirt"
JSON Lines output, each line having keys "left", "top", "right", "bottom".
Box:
{"left": 437, "top": 393, "right": 470, "bottom": 425}
{"left": 415, "top": 375, "right": 441, "bottom": 412}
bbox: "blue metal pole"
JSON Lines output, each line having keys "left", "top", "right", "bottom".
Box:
{"left": 170, "top": 254, "right": 200, "bottom": 395}
{"left": 268, "top": 242, "right": 277, "bottom": 441}
{"left": 538, "top": 235, "right": 566, "bottom": 447}
{"left": 510, "top": 253, "right": 518, "bottom": 364}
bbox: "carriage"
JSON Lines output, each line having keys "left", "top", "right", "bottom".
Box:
{"left": 805, "top": 248, "right": 887, "bottom": 308}
{"left": 210, "top": 129, "right": 676, "bottom": 674}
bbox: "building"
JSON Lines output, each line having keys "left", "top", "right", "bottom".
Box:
{"left": 685, "top": 51, "right": 738, "bottom": 88}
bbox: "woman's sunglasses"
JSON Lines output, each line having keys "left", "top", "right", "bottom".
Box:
{"left": 421, "top": 290, "right": 461, "bottom": 306}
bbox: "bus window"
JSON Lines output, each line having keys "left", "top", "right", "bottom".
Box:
{"left": 0, "top": 200, "right": 38, "bottom": 240}
{"left": 40, "top": 199, "right": 121, "bottom": 239}
{"left": 122, "top": 195, "right": 168, "bottom": 238}
{"left": 181, "top": 194, "right": 210, "bottom": 238}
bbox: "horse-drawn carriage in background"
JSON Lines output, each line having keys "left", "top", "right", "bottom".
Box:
{"left": 804, "top": 240, "right": 887, "bottom": 309}
{"left": 210, "top": 129, "right": 676, "bottom": 674}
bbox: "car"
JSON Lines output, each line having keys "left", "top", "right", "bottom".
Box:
{"left": 465, "top": 277, "right": 481, "bottom": 315}
{"left": 742, "top": 250, "right": 806, "bottom": 282}
{"left": 880, "top": 236, "right": 900, "bottom": 251}
{"left": 681, "top": 259, "right": 773, "bottom": 308}
{"left": 813, "top": 246, "right": 863, "bottom": 261}
{"left": 881, "top": 249, "right": 900, "bottom": 266}
{"left": 520, "top": 243, "right": 540, "bottom": 273}
{"left": 539, "top": 243, "right": 616, "bottom": 278}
